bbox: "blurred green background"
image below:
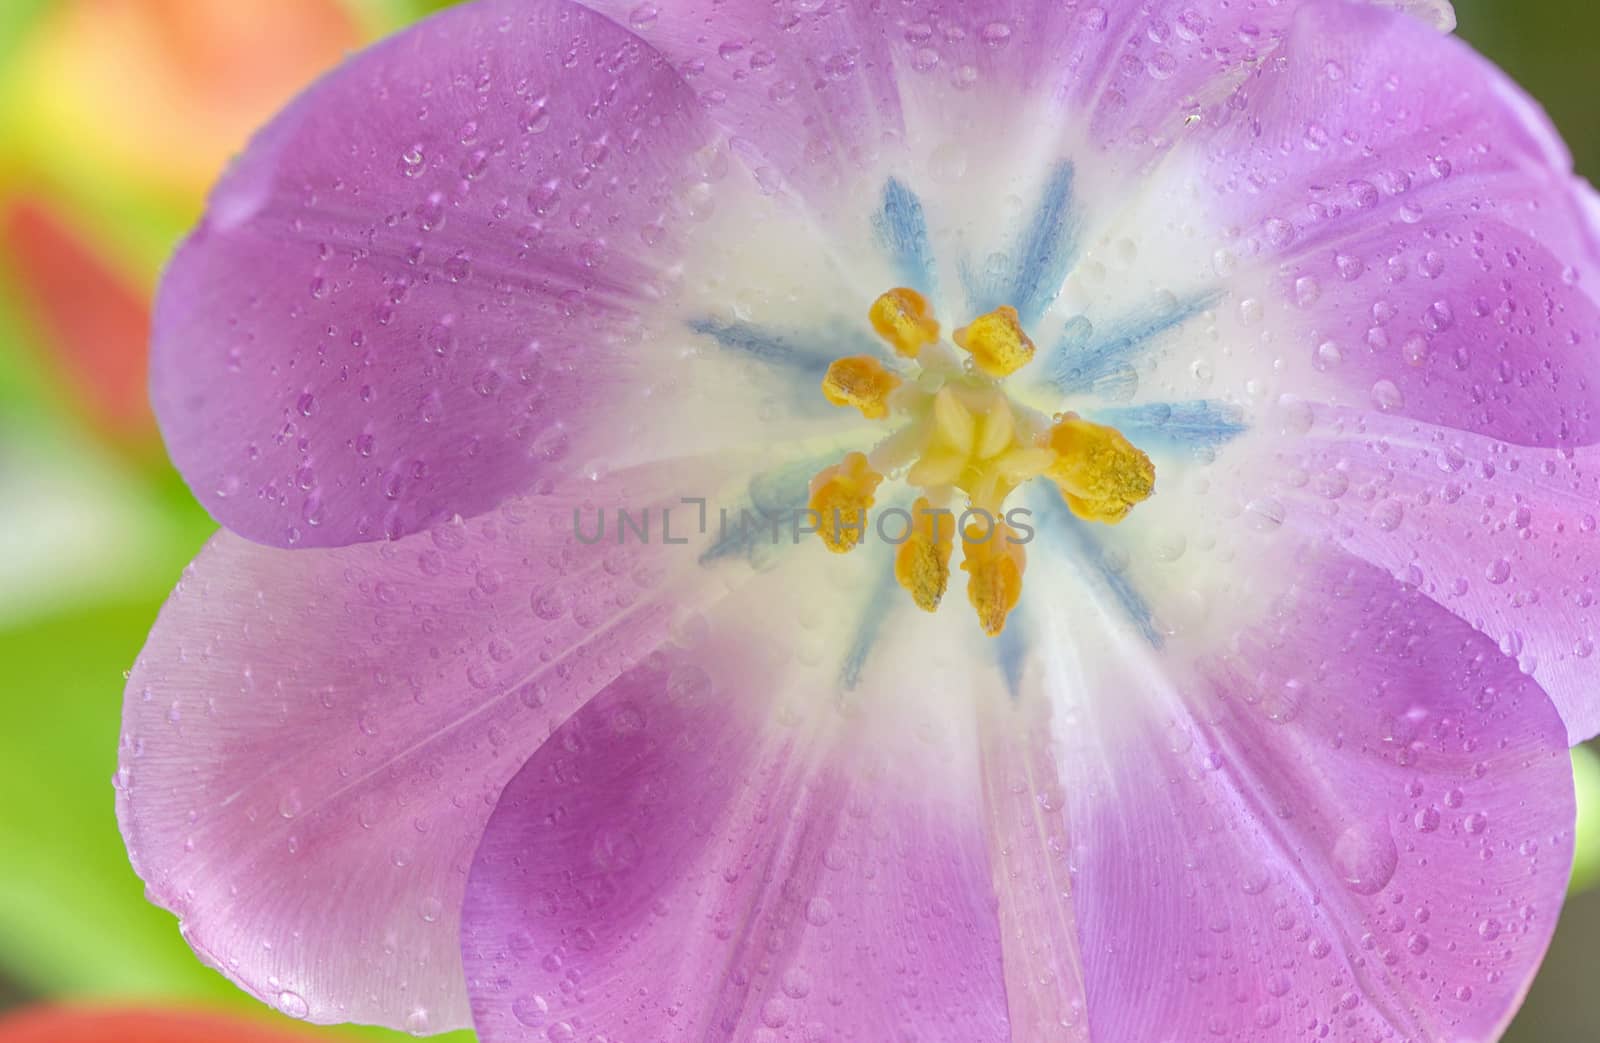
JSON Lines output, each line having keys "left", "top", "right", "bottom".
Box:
{"left": 0, "top": 1, "right": 1595, "bottom": 1039}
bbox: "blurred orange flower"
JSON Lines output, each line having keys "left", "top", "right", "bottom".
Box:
{"left": 2, "top": 196, "right": 153, "bottom": 442}
{"left": 0, "top": 1006, "right": 327, "bottom": 1043}
{"left": 17, "top": 0, "right": 361, "bottom": 194}
{"left": 2, "top": 0, "right": 364, "bottom": 446}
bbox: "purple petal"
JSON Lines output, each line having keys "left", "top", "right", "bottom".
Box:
{"left": 579, "top": 0, "right": 1378, "bottom": 201}
{"left": 117, "top": 470, "right": 715, "bottom": 1031}
{"left": 987, "top": 549, "right": 1572, "bottom": 1040}
{"left": 460, "top": 623, "right": 1010, "bottom": 1041}
{"left": 1373, "top": 0, "right": 1457, "bottom": 30}
{"left": 152, "top": 0, "right": 716, "bottom": 547}
{"left": 1194, "top": 0, "right": 1600, "bottom": 445}
{"left": 1286, "top": 407, "right": 1600, "bottom": 743}
{"left": 577, "top": 0, "right": 900, "bottom": 198}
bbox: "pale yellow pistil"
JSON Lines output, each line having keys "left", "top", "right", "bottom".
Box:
{"left": 908, "top": 387, "right": 1056, "bottom": 517}
{"left": 807, "top": 289, "right": 1156, "bottom": 635}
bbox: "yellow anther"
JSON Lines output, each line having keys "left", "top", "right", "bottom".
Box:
{"left": 870, "top": 288, "right": 941, "bottom": 359}
{"left": 822, "top": 356, "right": 902, "bottom": 420}
{"left": 954, "top": 305, "right": 1035, "bottom": 378}
{"left": 1044, "top": 414, "right": 1156, "bottom": 524}
{"left": 895, "top": 497, "right": 955, "bottom": 612}
{"left": 960, "top": 521, "right": 1026, "bottom": 637}
{"left": 808, "top": 451, "right": 883, "bottom": 554}
{"left": 808, "top": 288, "right": 1156, "bottom": 634}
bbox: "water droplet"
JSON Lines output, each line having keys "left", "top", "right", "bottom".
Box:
{"left": 1332, "top": 823, "right": 1398, "bottom": 895}
{"left": 1373, "top": 500, "right": 1404, "bottom": 531}
{"left": 981, "top": 21, "right": 1013, "bottom": 47}
{"left": 1370, "top": 379, "right": 1404, "bottom": 413}
{"left": 513, "top": 995, "right": 550, "bottom": 1027}
{"left": 399, "top": 145, "right": 426, "bottom": 178}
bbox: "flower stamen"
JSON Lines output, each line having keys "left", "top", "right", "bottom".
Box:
{"left": 895, "top": 497, "right": 955, "bottom": 611}
{"left": 960, "top": 520, "right": 1026, "bottom": 637}
{"left": 822, "top": 356, "right": 902, "bottom": 420}
{"left": 804, "top": 292, "right": 1155, "bottom": 633}
{"left": 869, "top": 287, "right": 941, "bottom": 359}
{"left": 1044, "top": 414, "right": 1157, "bottom": 524}
{"left": 808, "top": 451, "right": 883, "bottom": 554}
{"left": 953, "top": 305, "right": 1035, "bottom": 377}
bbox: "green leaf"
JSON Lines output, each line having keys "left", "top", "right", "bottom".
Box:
{"left": 0, "top": 601, "right": 237, "bottom": 1000}
{"left": 345, "top": 0, "right": 462, "bottom": 34}
{"left": 1571, "top": 744, "right": 1600, "bottom": 894}
{"left": 0, "top": 0, "right": 49, "bottom": 71}
{"left": 0, "top": 599, "right": 474, "bottom": 1040}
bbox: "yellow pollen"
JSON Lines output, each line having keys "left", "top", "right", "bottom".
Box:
{"left": 1044, "top": 414, "right": 1157, "bottom": 524}
{"left": 808, "top": 451, "right": 883, "bottom": 554}
{"left": 807, "top": 291, "right": 1156, "bottom": 634}
{"left": 895, "top": 497, "right": 955, "bottom": 611}
{"left": 822, "top": 356, "right": 902, "bottom": 420}
{"left": 954, "top": 305, "right": 1035, "bottom": 378}
{"left": 869, "top": 288, "right": 941, "bottom": 359}
{"left": 960, "top": 521, "right": 1026, "bottom": 637}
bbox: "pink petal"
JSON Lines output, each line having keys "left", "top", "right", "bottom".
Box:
{"left": 985, "top": 549, "right": 1573, "bottom": 1040}
{"left": 577, "top": 0, "right": 1373, "bottom": 201}
{"left": 576, "top": 0, "right": 900, "bottom": 199}
{"left": 1374, "top": 0, "right": 1457, "bottom": 30}
{"left": 1286, "top": 407, "right": 1600, "bottom": 743}
{"left": 1193, "top": 0, "right": 1600, "bottom": 445}
{"left": 117, "top": 469, "right": 717, "bottom": 1031}
{"left": 152, "top": 0, "right": 716, "bottom": 548}
{"left": 460, "top": 604, "right": 1011, "bottom": 1041}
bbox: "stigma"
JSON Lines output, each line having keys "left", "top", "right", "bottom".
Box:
{"left": 806, "top": 289, "right": 1156, "bottom": 636}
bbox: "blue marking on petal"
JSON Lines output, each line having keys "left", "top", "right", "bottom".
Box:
{"left": 699, "top": 457, "right": 833, "bottom": 568}
{"left": 1093, "top": 400, "right": 1248, "bottom": 451}
{"left": 1037, "top": 496, "right": 1163, "bottom": 648}
{"left": 1049, "top": 290, "right": 1223, "bottom": 394}
{"left": 688, "top": 317, "right": 836, "bottom": 378}
{"left": 994, "top": 616, "right": 1028, "bottom": 699}
{"left": 964, "top": 162, "right": 1079, "bottom": 327}
{"left": 841, "top": 564, "right": 900, "bottom": 690}
{"left": 875, "top": 178, "right": 937, "bottom": 295}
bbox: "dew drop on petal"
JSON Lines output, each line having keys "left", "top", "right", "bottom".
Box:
{"left": 1333, "top": 822, "right": 1398, "bottom": 895}
{"left": 513, "top": 995, "right": 550, "bottom": 1027}
{"left": 1370, "top": 379, "right": 1404, "bottom": 412}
